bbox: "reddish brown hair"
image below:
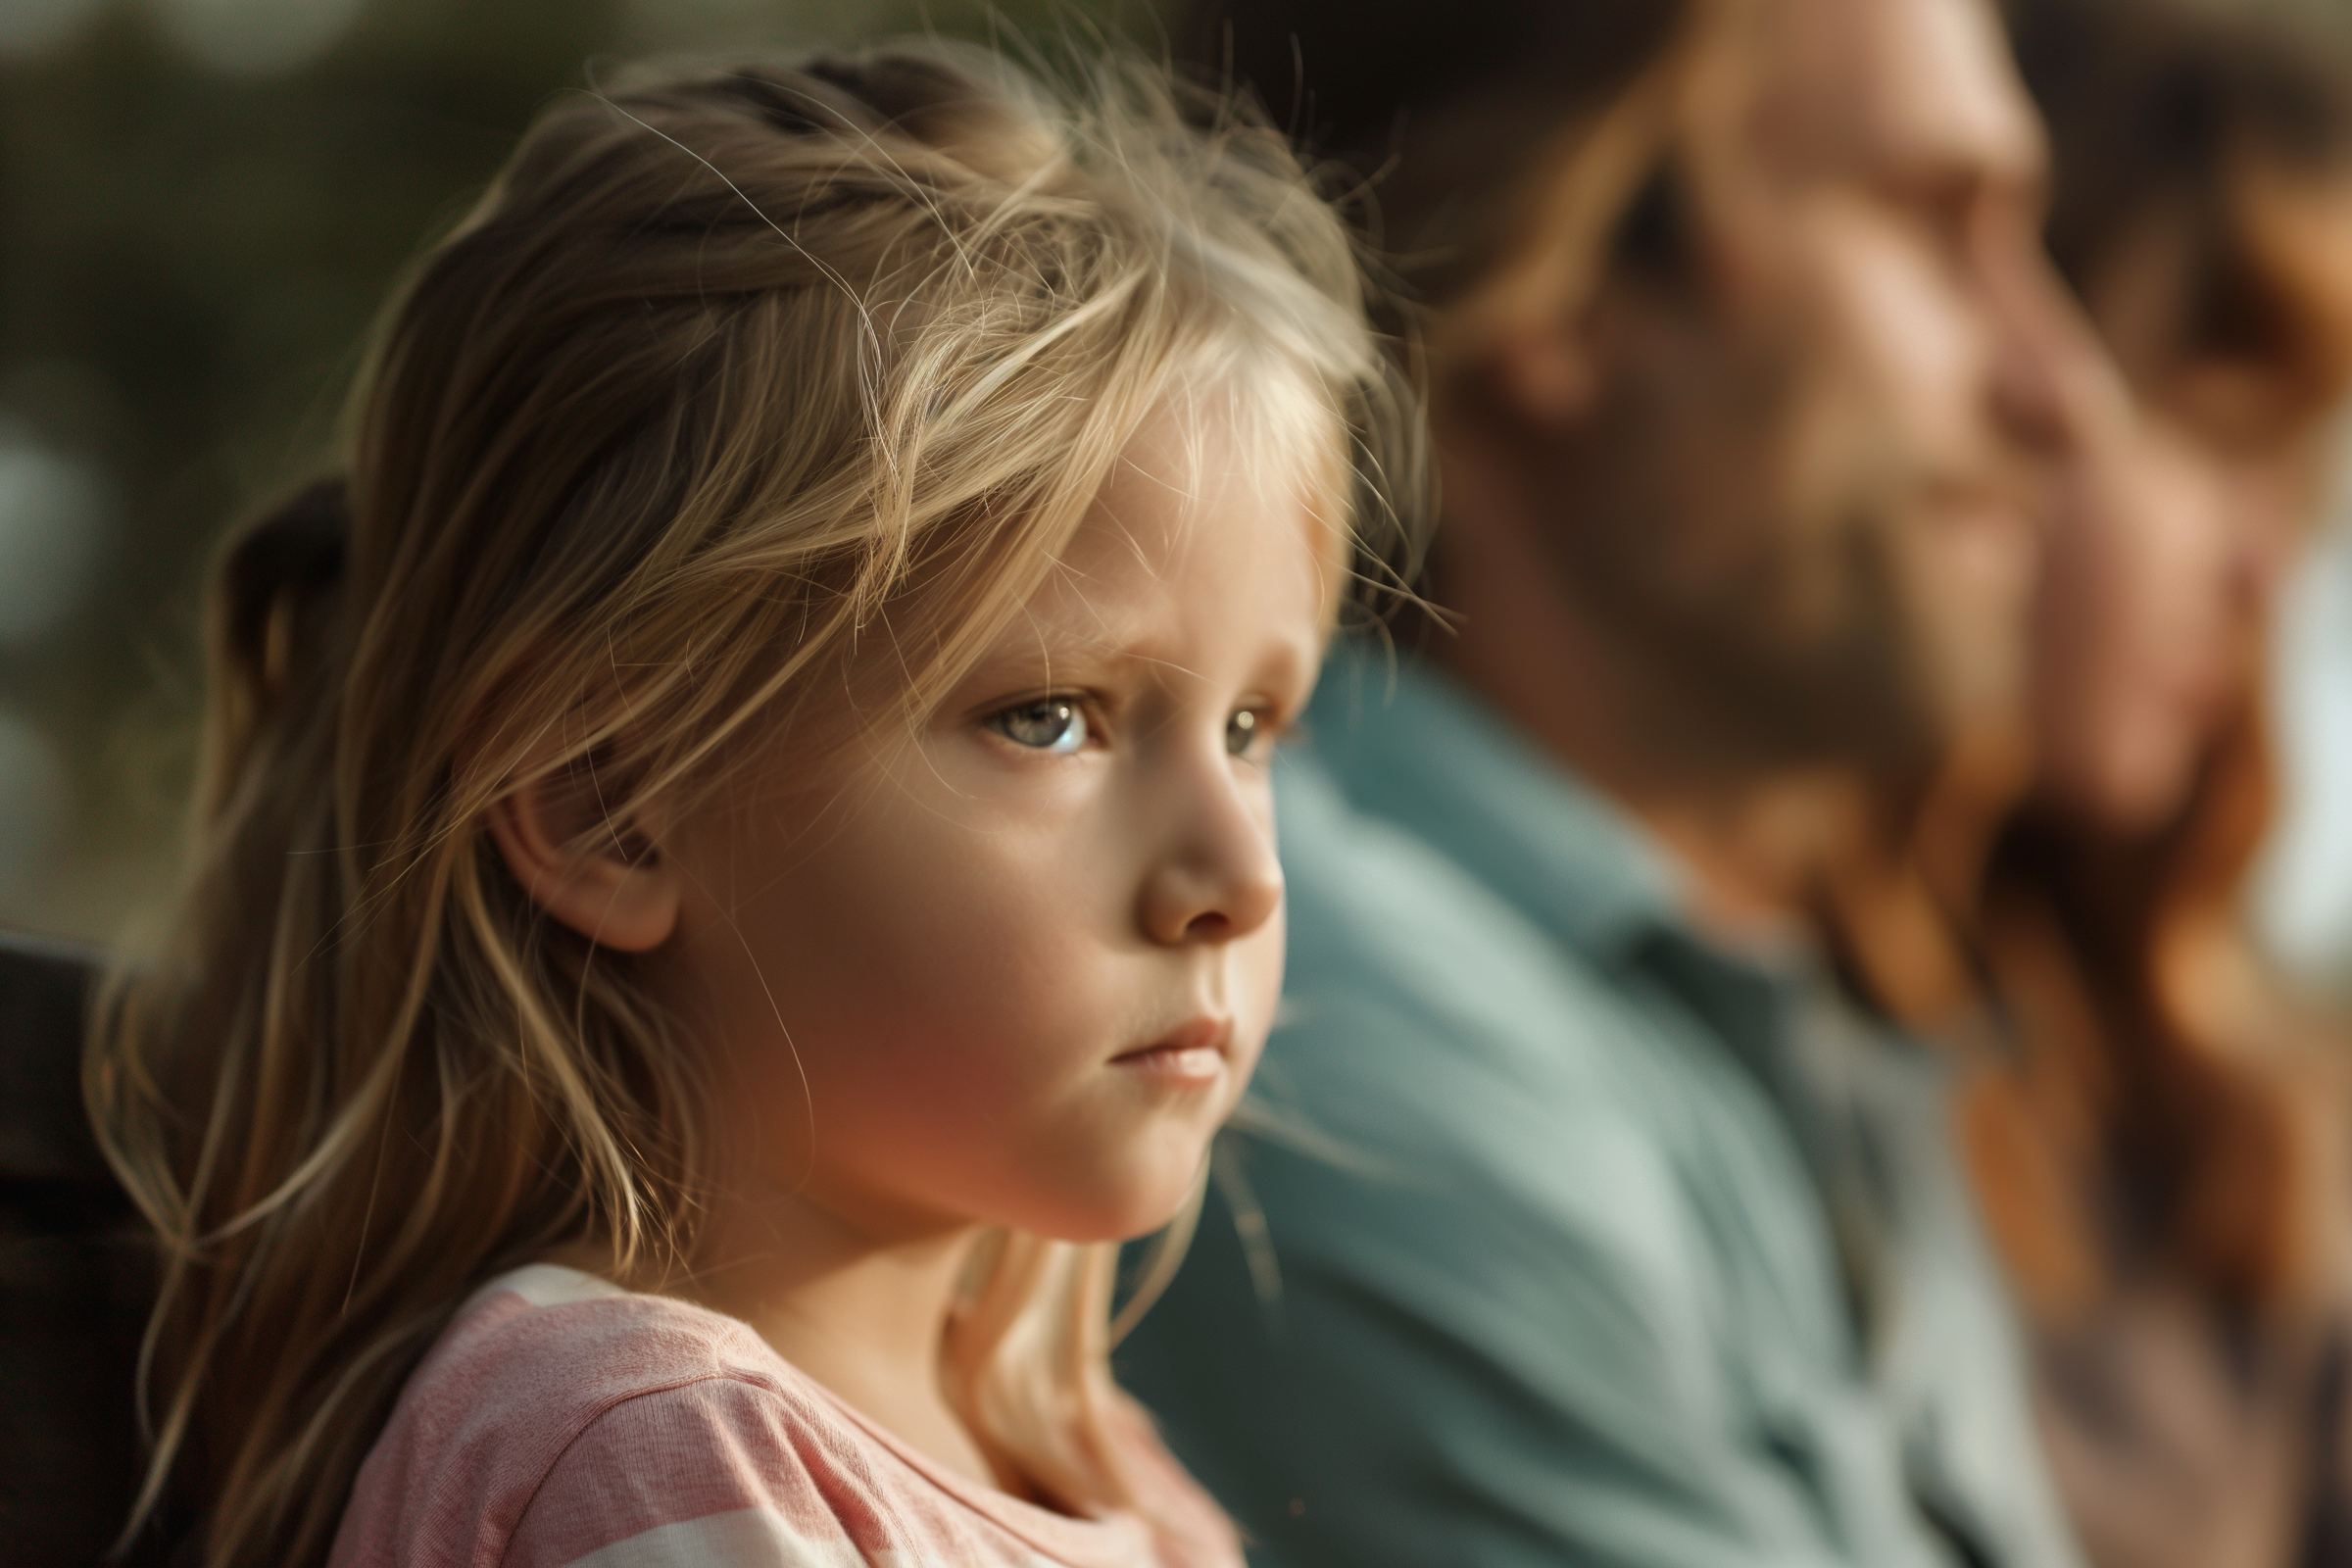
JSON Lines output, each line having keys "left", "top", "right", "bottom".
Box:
{"left": 1962, "top": 701, "right": 2324, "bottom": 1314}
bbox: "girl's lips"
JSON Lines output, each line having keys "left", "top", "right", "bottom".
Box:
{"left": 1110, "top": 1018, "right": 1230, "bottom": 1085}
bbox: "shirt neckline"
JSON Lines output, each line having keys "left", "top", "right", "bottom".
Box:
{"left": 1302, "top": 642, "right": 1687, "bottom": 964}
{"left": 479, "top": 1263, "right": 1155, "bottom": 1568}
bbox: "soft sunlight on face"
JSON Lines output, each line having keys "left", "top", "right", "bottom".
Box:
{"left": 2033, "top": 170, "right": 2352, "bottom": 831}
{"left": 1506, "top": 0, "right": 2087, "bottom": 766}
{"left": 652, "top": 401, "right": 1334, "bottom": 1248}
{"left": 2034, "top": 405, "right": 2263, "bottom": 830}
{"left": 1707, "top": 0, "right": 2081, "bottom": 755}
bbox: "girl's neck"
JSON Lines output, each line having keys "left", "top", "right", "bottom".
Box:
{"left": 557, "top": 1193, "right": 1005, "bottom": 1494}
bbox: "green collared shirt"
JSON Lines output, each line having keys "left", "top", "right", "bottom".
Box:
{"left": 1118, "top": 648, "right": 2082, "bottom": 1568}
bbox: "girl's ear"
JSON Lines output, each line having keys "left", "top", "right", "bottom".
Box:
{"left": 487, "top": 765, "right": 681, "bottom": 953}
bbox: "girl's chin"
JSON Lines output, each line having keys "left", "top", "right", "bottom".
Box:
{"left": 1035, "top": 1168, "right": 1213, "bottom": 1246}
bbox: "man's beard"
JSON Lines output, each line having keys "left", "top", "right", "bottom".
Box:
{"left": 1549, "top": 484, "right": 1950, "bottom": 773}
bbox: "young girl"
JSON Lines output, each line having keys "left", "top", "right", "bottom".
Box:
{"left": 88, "top": 43, "right": 1406, "bottom": 1567}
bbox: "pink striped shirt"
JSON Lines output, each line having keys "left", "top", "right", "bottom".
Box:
{"left": 330, "top": 1264, "right": 1242, "bottom": 1568}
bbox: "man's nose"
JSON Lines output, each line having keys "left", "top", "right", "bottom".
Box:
{"left": 1137, "top": 753, "right": 1285, "bottom": 949}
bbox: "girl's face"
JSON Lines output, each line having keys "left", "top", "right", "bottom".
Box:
{"left": 656, "top": 403, "right": 1333, "bottom": 1245}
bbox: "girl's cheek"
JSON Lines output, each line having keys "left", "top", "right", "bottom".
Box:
{"left": 1232, "top": 922, "right": 1289, "bottom": 1071}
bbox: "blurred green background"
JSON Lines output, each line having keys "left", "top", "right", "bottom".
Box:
{"left": 0, "top": 0, "right": 1156, "bottom": 944}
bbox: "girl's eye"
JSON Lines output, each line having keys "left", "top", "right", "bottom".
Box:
{"left": 1226, "top": 708, "right": 1267, "bottom": 760}
{"left": 989, "top": 698, "right": 1089, "bottom": 755}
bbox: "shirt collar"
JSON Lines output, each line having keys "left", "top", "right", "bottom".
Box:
{"left": 1302, "top": 642, "right": 1691, "bottom": 967}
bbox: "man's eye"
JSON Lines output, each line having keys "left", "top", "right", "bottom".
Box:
{"left": 988, "top": 698, "right": 1088, "bottom": 754}
{"left": 1226, "top": 708, "right": 1266, "bottom": 759}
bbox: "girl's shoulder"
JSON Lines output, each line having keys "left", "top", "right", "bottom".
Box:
{"left": 329, "top": 1263, "right": 809, "bottom": 1567}
{"left": 329, "top": 1264, "right": 1230, "bottom": 1568}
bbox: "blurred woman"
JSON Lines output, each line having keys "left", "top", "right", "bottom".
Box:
{"left": 1827, "top": 2, "right": 2352, "bottom": 1565}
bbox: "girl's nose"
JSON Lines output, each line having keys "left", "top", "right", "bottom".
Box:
{"left": 1138, "top": 754, "right": 1285, "bottom": 948}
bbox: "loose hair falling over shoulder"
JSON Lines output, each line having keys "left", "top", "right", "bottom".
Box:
{"left": 87, "top": 41, "right": 1420, "bottom": 1566}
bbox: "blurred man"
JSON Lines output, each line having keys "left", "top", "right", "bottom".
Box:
{"left": 1117, "top": 1, "right": 2100, "bottom": 1565}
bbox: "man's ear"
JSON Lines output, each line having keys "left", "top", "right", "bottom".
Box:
{"left": 486, "top": 763, "right": 680, "bottom": 953}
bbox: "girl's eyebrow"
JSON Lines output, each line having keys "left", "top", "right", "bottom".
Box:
{"left": 971, "top": 594, "right": 1151, "bottom": 678}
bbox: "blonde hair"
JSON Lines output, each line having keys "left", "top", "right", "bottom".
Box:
{"left": 88, "top": 42, "right": 1413, "bottom": 1566}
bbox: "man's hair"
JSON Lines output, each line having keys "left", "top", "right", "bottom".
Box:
{"left": 1178, "top": 0, "right": 1693, "bottom": 305}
